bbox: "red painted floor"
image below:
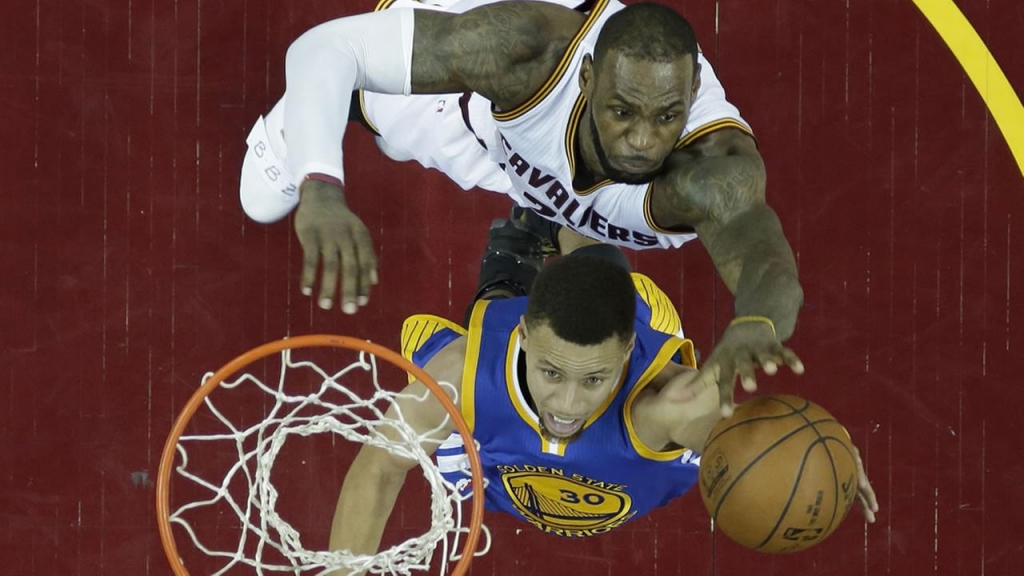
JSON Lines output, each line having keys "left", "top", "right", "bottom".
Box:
{"left": 1, "top": 0, "right": 1022, "bottom": 574}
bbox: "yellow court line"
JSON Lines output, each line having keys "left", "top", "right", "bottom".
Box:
{"left": 912, "top": 0, "right": 1024, "bottom": 177}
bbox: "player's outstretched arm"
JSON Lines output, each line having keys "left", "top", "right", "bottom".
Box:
{"left": 326, "top": 337, "right": 466, "bottom": 575}
{"left": 650, "top": 128, "right": 805, "bottom": 416}
{"left": 284, "top": 3, "right": 577, "bottom": 313}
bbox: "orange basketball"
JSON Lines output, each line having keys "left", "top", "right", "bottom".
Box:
{"left": 698, "top": 395, "right": 859, "bottom": 554}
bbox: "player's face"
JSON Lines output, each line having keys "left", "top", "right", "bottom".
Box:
{"left": 519, "top": 321, "right": 634, "bottom": 443}
{"left": 581, "top": 51, "right": 700, "bottom": 184}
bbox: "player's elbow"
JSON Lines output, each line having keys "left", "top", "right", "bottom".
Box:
{"left": 238, "top": 153, "right": 298, "bottom": 223}
{"left": 240, "top": 202, "right": 291, "bottom": 224}
{"left": 285, "top": 25, "right": 346, "bottom": 80}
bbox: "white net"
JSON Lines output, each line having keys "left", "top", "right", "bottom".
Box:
{"left": 166, "top": 346, "right": 490, "bottom": 576}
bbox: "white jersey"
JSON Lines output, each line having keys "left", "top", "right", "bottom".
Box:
{"left": 240, "top": 0, "right": 752, "bottom": 248}
{"left": 492, "top": 0, "right": 752, "bottom": 249}
{"left": 363, "top": 0, "right": 752, "bottom": 250}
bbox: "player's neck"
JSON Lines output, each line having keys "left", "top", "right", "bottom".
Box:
{"left": 516, "top": 348, "right": 537, "bottom": 412}
{"left": 573, "top": 109, "right": 606, "bottom": 190}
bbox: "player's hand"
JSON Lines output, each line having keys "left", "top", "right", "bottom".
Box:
{"left": 294, "top": 180, "right": 378, "bottom": 313}
{"left": 669, "top": 320, "right": 804, "bottom": 416}
{"left": 852, "top": 445, "right": 879, "bottom": 523}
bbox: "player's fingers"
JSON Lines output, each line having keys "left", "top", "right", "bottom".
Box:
{"left": 317, "top": 243, "right": 340, "bottom": 310}
{"left": 705, "top": 362, "right": 735, "bottom": 418}
{"left": 735, "top": 355, "right": 758, "bottom": 394}
{"left": 862, "top": 484, "right": 879, "bottom": 514}
{"left": 720, "top": 397, "right": 735, "bottom": 418}
{"left": 853, "top": 447, "right": 880, "bottom": 513}
{"left": 755, "top": 351, "right": 783, "bottom": 375}
{"left": 298, "top": 232, "right": 320, "bottom": 297}
{"left": 858, "top": 472, "right": 878, "bottom": 504}
{"left": 300, "top": 252, "right": 319, "bottom": 297}
{"left": 352, "top": 225, "right": 377, "bottom": 305}
{"left": 854, "top": 446, "right": 867, "bottom": 476}
{"left": 857, "top": 491, "right": 876, "bottom": 523}
{"left": 780, "top": 347, "right": 805, "bottom": 374}
{"left": 339, "top": 234, "right": 360, "bottom": 315}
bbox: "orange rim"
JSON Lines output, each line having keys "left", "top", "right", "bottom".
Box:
{"left": 156, "top": 334, "right": 485, "bottom": 576}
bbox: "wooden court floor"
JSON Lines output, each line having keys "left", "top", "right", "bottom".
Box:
{"left": 1, "top": 0, "right": 1022, "bottom": 573}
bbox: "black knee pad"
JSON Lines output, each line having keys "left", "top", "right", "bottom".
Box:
{"left": 566, "top": 243, "right": 632, "bottom": 272}
{"left": 474, "top": 252, "right": 539, "bottom": 300}
{"left": 464, "top": 219, "right": 547, "bottom": 325}
{"left": 511, "top": 205, "right": 562, "bottom": 254}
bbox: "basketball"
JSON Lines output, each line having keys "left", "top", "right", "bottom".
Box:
{"left": 699, "top": 395, "right": 858, "bottom": 554}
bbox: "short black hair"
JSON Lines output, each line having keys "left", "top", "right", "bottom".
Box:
{"left": 593, "top": 3, "right": 698, "bottom": 67}
{"left": 525, "top": 255, "right": 636, "bottom": 345}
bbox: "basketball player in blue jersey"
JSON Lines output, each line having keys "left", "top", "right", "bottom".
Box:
{"left": 325, "top": 227, "right": 877, "bottom": 565}
{"left": 240, "top": 0, "right": 803, "bottom": 417}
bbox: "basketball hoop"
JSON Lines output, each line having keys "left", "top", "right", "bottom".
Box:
{"left": 156, "top": 335, "right": 488, "bottom": 575}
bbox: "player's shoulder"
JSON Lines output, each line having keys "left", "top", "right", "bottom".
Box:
{"left": 647, "top": 128, "right": 764, "bottom": 229}
{"left": 465, "top": 1, "right": 586, "bottom": 49}
{"left": 630, "top": 273, "right": 685, "bottom": 337}
{"left": 530, "top": 1, "right": 588, "bottom": 27}
{"left": 488, "top": 1, "right": 587, "bottom": 26}
{"left": 425, "top": 333, "right": 470, "bottom": 382}
{"left": 437, "top": 333, "right": 469, "bottom": 359}
{"left": 416, "top": 2, "right": 589, "bottom": 110}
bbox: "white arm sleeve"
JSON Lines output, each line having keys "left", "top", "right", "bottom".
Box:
{"left": 283, "top": 8, "right": 415, "bottom": 186}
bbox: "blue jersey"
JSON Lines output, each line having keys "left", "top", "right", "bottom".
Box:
{"left": 402, "top": 274, "right": 701, "bottom": 537}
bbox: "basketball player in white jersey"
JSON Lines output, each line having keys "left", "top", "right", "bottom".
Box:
{"left": 241, "top": 0, "right": 803, "bottom": 413}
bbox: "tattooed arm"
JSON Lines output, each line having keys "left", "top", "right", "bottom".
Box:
{"left": 285, "top": 2, "right": 581, "bottom": 186}
{"left": 650, "top": 128, "right": 805, "bottom": 414}
{"left": 651, "top": 129, "right": 802, "bottom": 339}
{"left": 283, "top": 2, "right": 581, "bottom": 313}
{"left": 412, "top": 3, "right": 583, "bottom": 110}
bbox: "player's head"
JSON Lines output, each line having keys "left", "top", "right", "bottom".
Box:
{"left": 520, "top": 255, "right": 636, "bottom": 443}
{"left": 580, "top": 3, "right": 702, "bottom": 184}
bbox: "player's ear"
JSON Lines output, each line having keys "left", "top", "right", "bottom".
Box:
{"left": 518, "top": 316, "right": 529, "bottom": 347}
{"left": 621, "top": 333, "right": 636, "bottom": 360}
{"left": 579, "top": 54, "right": 594, "bottom": 96}
{"left": 691, "top": 60, "right": 702, "bottom": 96}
